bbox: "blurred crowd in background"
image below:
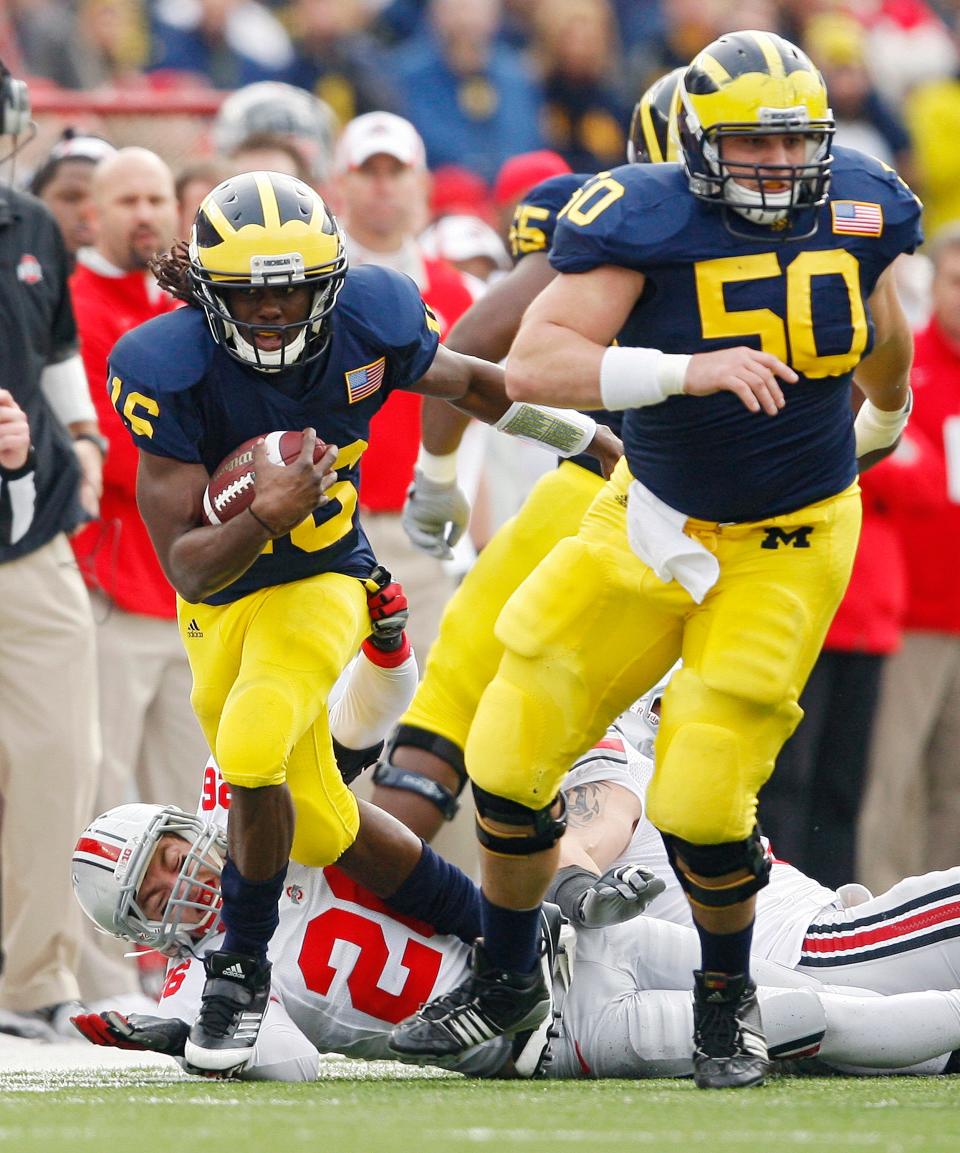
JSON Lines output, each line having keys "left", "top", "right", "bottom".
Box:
{"left": 0, "top": 0, "right": 958, "bottom": 1034}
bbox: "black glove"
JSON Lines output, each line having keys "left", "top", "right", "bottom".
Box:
{"left": 71, "top": 1010, "right": 188, "bottom": 1056}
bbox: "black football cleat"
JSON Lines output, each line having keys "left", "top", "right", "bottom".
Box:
{"left": 387, "top": 919, "right": 558, "bottom": 1062}
{"left": 511, "top": 903, "right": 575, "bottom": 1078}
{"left": 182, "top": 951, "right": 272, "bottom": 1073}
{"left": 692, "top": 969, "right": 771, "bottom": 1089}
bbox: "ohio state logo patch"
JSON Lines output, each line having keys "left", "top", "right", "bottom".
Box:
{"left": 17, "top": 254, "right": 43, "bottom": 284}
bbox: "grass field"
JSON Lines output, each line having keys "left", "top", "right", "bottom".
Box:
{"left": 2, "top": 1060, "right": 959, "bottom": 1153}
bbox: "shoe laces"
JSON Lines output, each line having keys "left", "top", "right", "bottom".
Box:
{"left": 695, "top": 1001, "right": 742, "bottom": 1056}
{"left": 195, "top": 994, "right": 242, "bottom": 1039}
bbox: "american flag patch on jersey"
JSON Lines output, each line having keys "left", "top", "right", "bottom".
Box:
{"left": 345, "top": 357, "right": 386, "bottom": 403}
{"left": 831, "top": 200, "right": 884, "bottom": 237}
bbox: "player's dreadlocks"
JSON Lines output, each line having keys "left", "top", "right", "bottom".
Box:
{"left": 150, "top": 241, "right": 201, "bottom": 307}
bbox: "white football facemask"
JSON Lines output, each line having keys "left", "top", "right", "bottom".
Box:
{"left": 72, "top": 803, "right": 225, "bottom": 959}
{"left": 210, "top": 280, "right": 338, "bottom": 372}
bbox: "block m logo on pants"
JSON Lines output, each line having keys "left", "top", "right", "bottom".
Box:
{"left": 760, "top": 526, "right": 815, "bottom": 550}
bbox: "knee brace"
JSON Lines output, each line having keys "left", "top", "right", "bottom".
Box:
{"left": 332, "top": 736, "right": 384, "bottom": 785}
{"left": 661, "top": 826, "right": 771, "bottom": 908}
{"left": 472, "top": 783, "right": 567, "bottom": 856}
{"left": 371, "top": 724, "right": 468, "bottom": 821}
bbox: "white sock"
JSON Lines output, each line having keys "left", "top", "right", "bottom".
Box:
{"left": 329, "top": 646, "right": 419, "bottom": 750}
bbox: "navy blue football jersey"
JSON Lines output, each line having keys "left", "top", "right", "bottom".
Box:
{"left": 509, "top": 173, "right": 587, "bottom": 264}
{"left": 108, "top": 264, "right": 440, "bottom": 604}
{"left": 512, "top": 171, "right": 623, "bottom": 476}
{"left": 550, "top": 147, "right": 923, "bottom": 521}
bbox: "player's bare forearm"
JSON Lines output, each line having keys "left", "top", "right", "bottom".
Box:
{"left": 424, "top": 257, "right": 560, "bottom": 454}
{"left": 507, "top": 322, "right": 606, "bottom": 407}
{"left": 506, "top": 265, "right": 645, "bottom": 407}
{"left": 421, "top": 394, "right": 472, "bottom": 455}
{"left": 414, "top": 345, "right": 514, "bottom": 424}
{"left": 137, "top": 450, "right": 275, "bottom": 603}
{"left": 855, "top": 269, "right": 914, "bottom": 412}
{"left": 158, "top": 508, "right": 272, "bottom": 604}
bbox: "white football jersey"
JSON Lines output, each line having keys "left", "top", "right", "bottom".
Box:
{"left": 561, "top": 724, "right": 840, "bottom": 967}
{"left": 170, "top": 761, "right": 510, "bottom": 1078}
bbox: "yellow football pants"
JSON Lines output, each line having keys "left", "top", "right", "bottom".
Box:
{"left": 178, "top": 571, "right": 369, "bottom": 866}
{"left": 466, "top": 458, "right": 862, "bottom": 844}
{"left": 400, "top": 461, "right": 605, "bottom": 750}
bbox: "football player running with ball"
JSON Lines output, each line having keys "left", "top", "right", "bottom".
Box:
{"left": 388, "top": 31, "right": 921, "bottom": 1089}
{"left": 106, "top": 171, "right": 617, "bottom": 1074}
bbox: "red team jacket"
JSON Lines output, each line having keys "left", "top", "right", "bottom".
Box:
{"left": 69, "top": 262, "right": 180, "bottom": 618}
{"left": 358, "top": 256, "right": 475, "bottom": 512}
{"left": 887, "top": 316, "right": 960, "bottom": 634}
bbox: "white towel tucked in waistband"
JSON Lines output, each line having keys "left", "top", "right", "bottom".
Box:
{"left": 626, "top": 479, "right": 720, "bottom": 604}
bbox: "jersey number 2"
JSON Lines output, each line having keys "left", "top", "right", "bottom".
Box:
{"left": 298, "top": 908, "right": 443, "bottom": 1023}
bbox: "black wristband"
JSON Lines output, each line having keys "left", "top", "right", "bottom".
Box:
{"left": 0, "top": 444, "right": 35, "bottom": 480}
{"left": 544, "top": 865, "right": 598, "bottom": 926}
{"left": 73, "top": 431, "right": 109, "bottom": 458}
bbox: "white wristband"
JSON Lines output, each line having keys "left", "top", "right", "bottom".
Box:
{"left": 40, "top": 354, "right": 96, "bottom": 426}
{"left": 599, "top": 346, "right": 691, "bottom": 411}
{"left": 493, "top": 401, "right": 597, "bottom": 457}
{"left": 415, "top": 445, "right": 459, "bottom": 485}
{"left": 853, "top": 389, "right": 912, "bottom": 458}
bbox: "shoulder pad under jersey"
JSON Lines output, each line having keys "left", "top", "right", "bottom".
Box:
{"left": 550, "top": 163, "right": 694, "bottom": 274}
{"left": 826, "top": 145, "right": 924, "bottom": 259}
{"left": 109, "top": 308, "right": 215, "bottom": 394}
{"left": 509, "top": 172, "right": 591, "bottom": 262}
{"left": 336, "top": 264, "right": 439, "bottom": 352}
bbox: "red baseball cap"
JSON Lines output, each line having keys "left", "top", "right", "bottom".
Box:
{"left": 492, "top": 150, "right": 572, "bottom": 208}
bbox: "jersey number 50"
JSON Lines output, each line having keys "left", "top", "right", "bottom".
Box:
{"left": 694, "top": 251, "right": 868, "bottom": 378}
{"left": 559, "top": 173, "right": 869, "bottom": 380}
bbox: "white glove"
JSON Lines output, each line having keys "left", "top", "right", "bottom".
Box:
{"left": 854, "top": 390, "right": 912, "bottom": 459}
{"left": 401, "top": 468, "right": 471, "bottom": 560}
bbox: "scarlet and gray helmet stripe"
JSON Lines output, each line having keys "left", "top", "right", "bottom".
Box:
{"left": 800, "top": 882, "right": 960, "bottom": 967}
{"left": 73, "top": 833, "right": 124, "bottom": 873}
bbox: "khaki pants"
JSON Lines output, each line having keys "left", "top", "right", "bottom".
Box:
{"left": 858, "top": 631, "right": 960, "bottom": 893}
{"left": 78, "top": 590, "right": 210, "bottom": 1003}
{"left": 90, "top": 589, "right": 208, "bottom": 815}
{"left": 0, "top": 536, "right": 99, "bottom": 1011}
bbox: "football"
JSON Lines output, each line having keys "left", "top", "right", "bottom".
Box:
{"left": 201, "top": 430, "right": 328, "bottom": 526}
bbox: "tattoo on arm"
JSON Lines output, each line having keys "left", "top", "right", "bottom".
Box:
{"left": 565, "top": 783, "right": 612, "bottom": 828}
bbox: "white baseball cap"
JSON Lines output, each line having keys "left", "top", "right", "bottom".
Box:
{"left": 419, "top": 214, "right": 511, "bottom": 270}
{"left": 334, "top": 111, "right": 426, "bottom": 173}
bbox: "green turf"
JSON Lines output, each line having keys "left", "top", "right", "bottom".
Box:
{"left": 2, "top": 1066, "right": 959, "bottom": 1153}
